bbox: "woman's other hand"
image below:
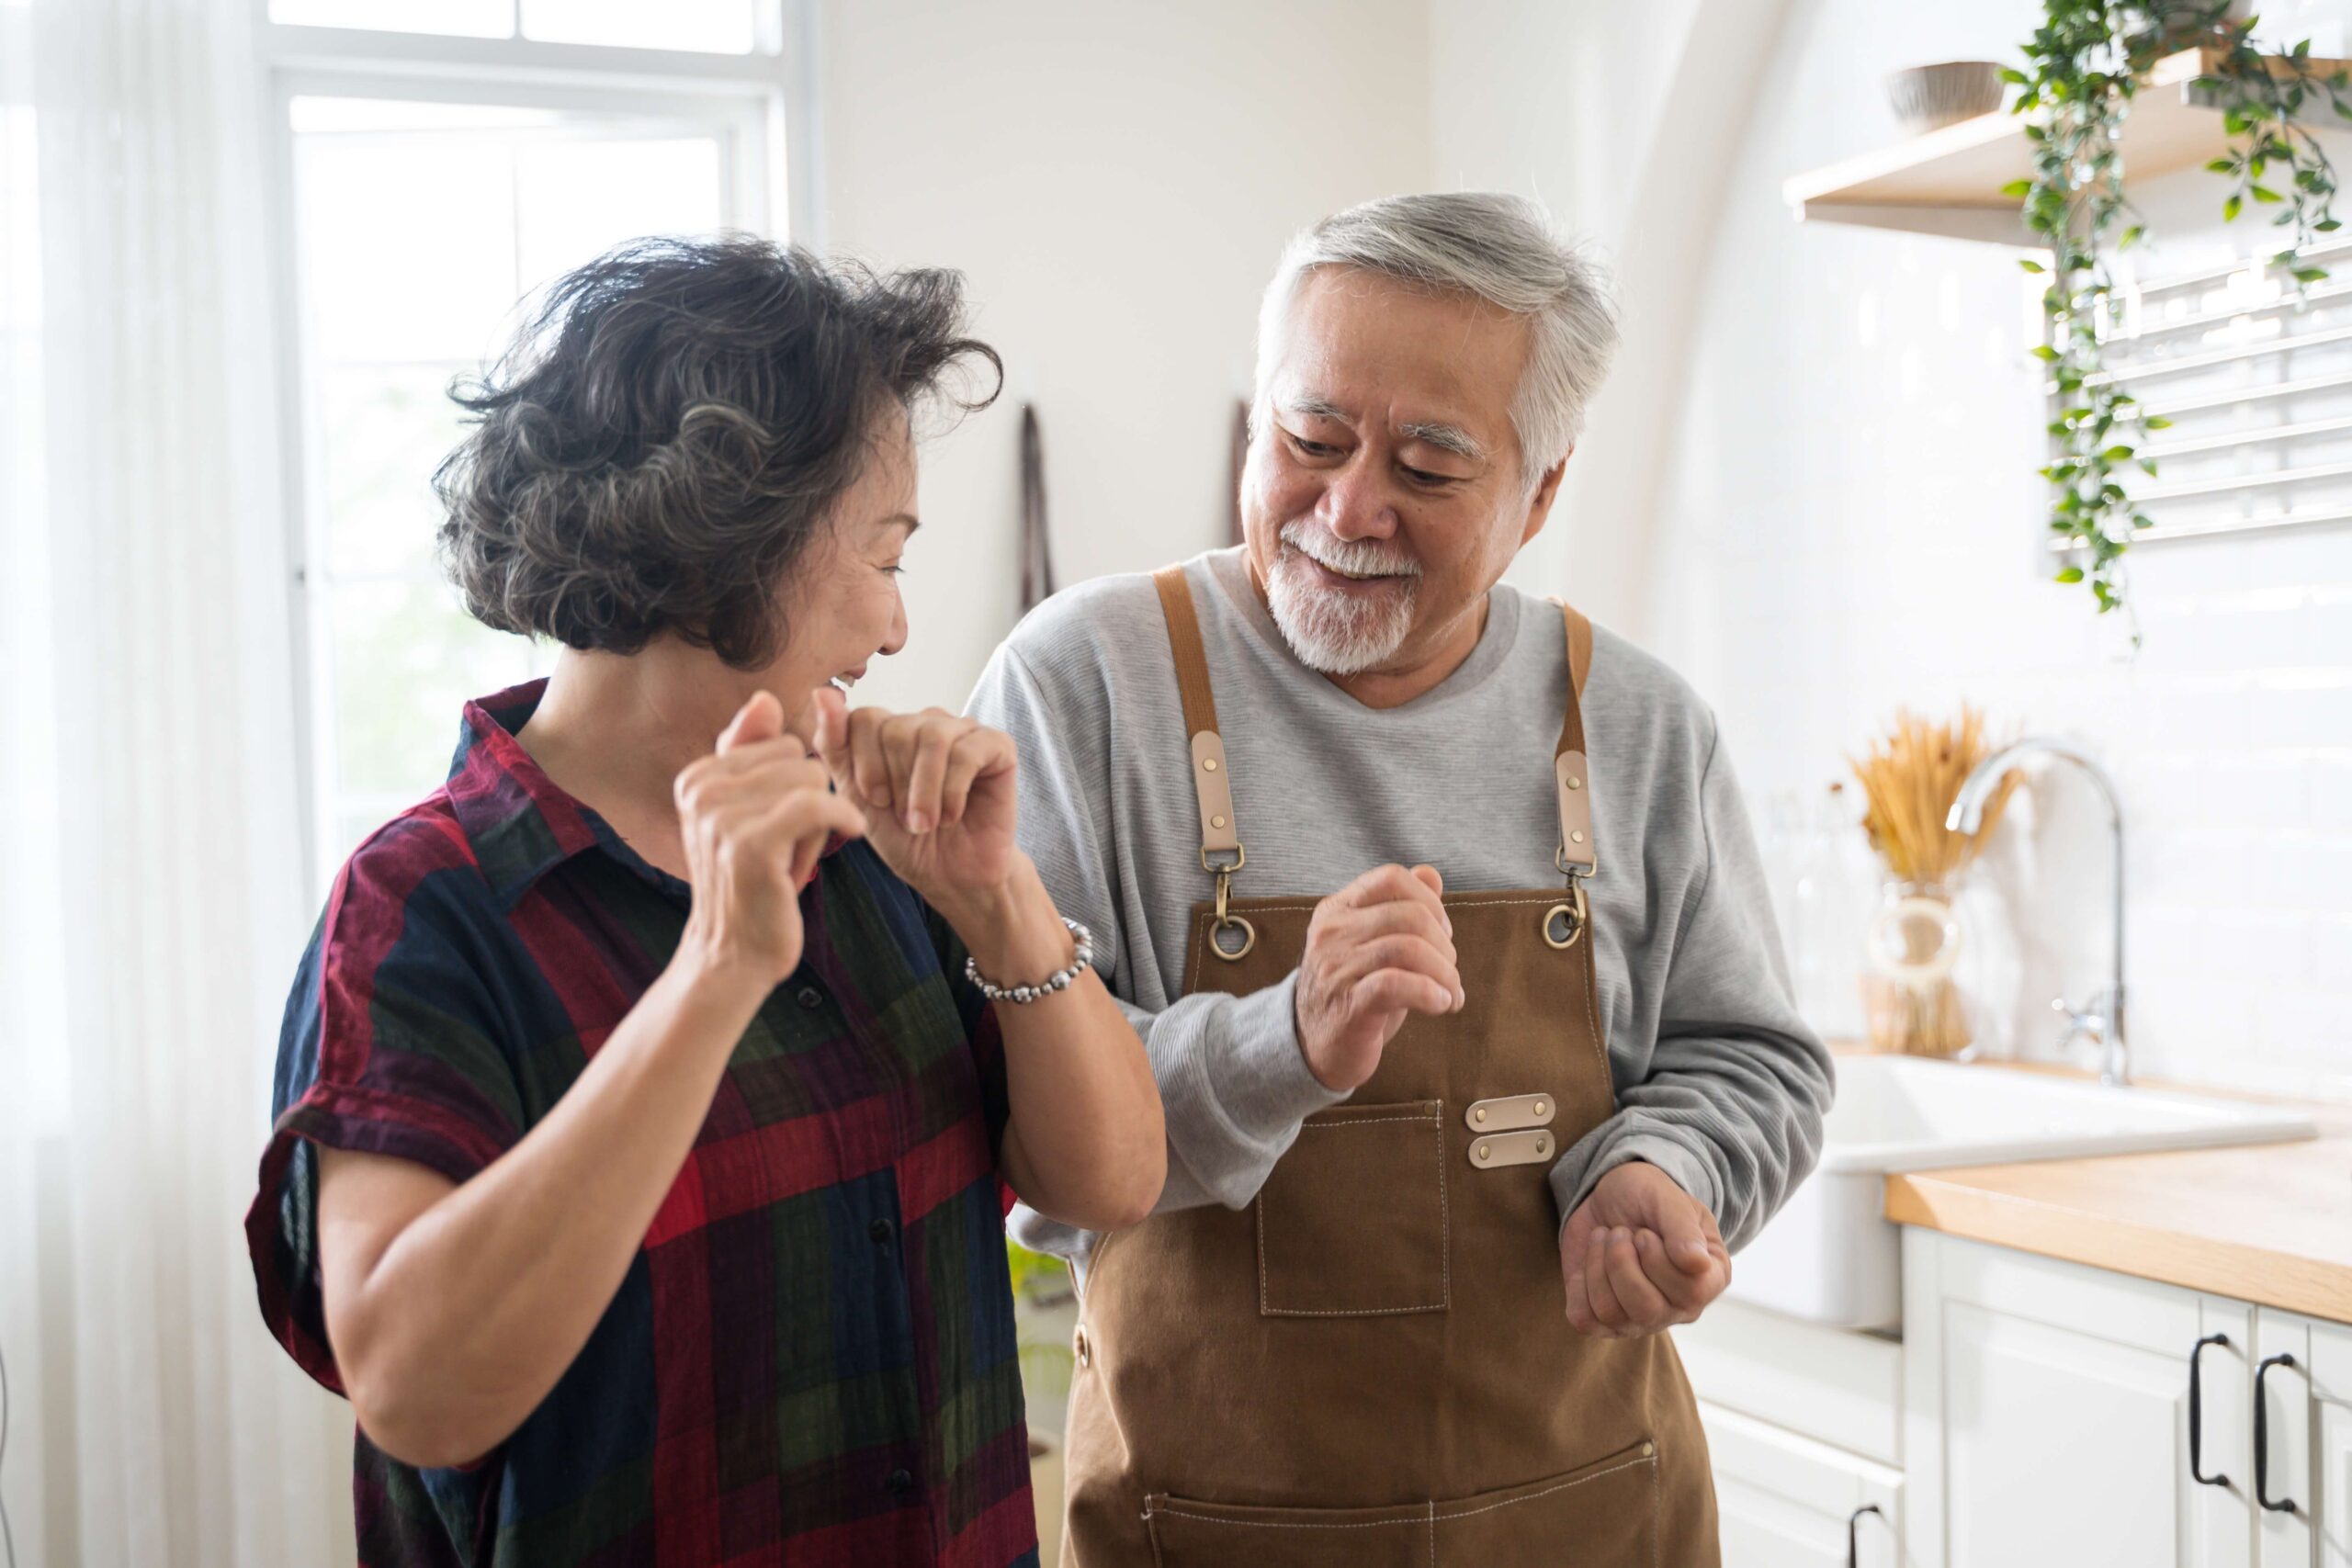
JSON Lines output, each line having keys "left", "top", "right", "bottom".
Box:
{"left": 811, "top": 685, "right": 1018, "bottom": 905}
{"left": 674, "top": 691, "right": 867, "bottom": 986}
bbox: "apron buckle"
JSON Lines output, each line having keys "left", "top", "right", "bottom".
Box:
{"left": 1208, "top": 863, "right": 1258, "bottom": 962}
{"left": 1542, "top": 877, "right": 1589, "bottom": 951}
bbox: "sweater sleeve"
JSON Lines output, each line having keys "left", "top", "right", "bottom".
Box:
{"left": 965, "top": 638, "right": 1344, "bottom": 1268}
{"left": 1545, "top": 714, "right": 1835, "bottom": 1251}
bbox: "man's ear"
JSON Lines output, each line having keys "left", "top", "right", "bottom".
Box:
{"left": 1518, "top": 448, "right": 1572, "bottom": 547}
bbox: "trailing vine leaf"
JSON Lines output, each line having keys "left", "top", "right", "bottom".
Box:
{"left": 2012, "top": 1, "right": 2352, "bottom": 630}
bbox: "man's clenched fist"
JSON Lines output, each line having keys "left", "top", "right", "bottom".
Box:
{"left": 1293, "top": 863, "right": 1464, "bottom": 1092}
{"left": 1561, "top": 1161, "right": 1731, "bottom": 1338}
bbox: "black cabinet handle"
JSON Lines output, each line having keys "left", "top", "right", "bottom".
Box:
{"left": 1847, "top": 1502, "right": 1883, "bottom": 1568}
{"left": 2256, "top": 1352, "right": 2301, "bottom": 1515}
{"left": 2190, "top": 1333, "right": 2231, "bottom": 1487}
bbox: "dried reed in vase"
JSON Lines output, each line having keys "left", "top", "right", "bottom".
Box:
{"left": 1847, "top": 706, "right": 2020, "bottom": 1058}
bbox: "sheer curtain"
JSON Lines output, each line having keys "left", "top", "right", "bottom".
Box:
{"left": 0, "top": 0, "right": 352, "bottom": 1562}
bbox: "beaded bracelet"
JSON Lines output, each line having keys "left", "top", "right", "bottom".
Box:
{"left": 964, "top": 918, "right": 1094, "bottom": 1005}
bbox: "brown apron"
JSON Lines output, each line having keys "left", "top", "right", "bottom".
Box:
{"left": 1057, "top": 566, "right": 1719, "bottom": 1567}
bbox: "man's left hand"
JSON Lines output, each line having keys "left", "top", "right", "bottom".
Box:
{"left": 1560, "top": 1161, "right": 1731, "bottom": 1338}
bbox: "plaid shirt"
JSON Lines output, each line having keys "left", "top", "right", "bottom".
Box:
{"left": 246, "top": 681, "right": 1039, "bottom": 1568}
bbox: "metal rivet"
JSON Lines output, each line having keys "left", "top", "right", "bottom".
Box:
{"left": 1211, "top": 814, "right": 1226, "bottom": 829}
{"left": 1478, "top": 1144, "right": 1491, "bottom": 1160}
{"left": 1203, "top": 758, "right": 1218, "bottom": 771}
{"left": 1641, "top": 1440, "right": 1656, "bottom": 1458}
{"left": 1533, "top": 1101, "right": 1546, "bottom": 1117}
{"left": 1570, "top": 829, "right": 1586, "bottom": 844}
{"left": 1474, "top": 1108, "right": 1487, "bottom": 1123}
{"left": 1568, "top": 776, "right": 1583, "bottom": 790}
{"left": 1536, "top": 1137, "right": 1548, "bottom": 1154}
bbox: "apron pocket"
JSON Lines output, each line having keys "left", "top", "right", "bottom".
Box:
{"left": 1143, "top": 1494, "right": 1435, "bottom": 1568}
{"left": 1141, "top": 1439, "right": 1660, "bottom": 1568}
{"left": 1256, "top": 1100, "right": 1448, "bottom": 1317}
{"left": 1430, "top": 1438, "right": 1659, "bottom": 1562}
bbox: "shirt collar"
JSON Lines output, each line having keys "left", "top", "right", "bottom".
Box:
{"left": 444, "top": 679, "right": 628, "bottom": 906}
{"left": 443, "top": 676, "right": 849, "bottom": 908}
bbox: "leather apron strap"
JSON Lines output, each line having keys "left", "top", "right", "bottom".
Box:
{"left": 1151, "top": 565, "right": 1243, "bottom": 867}
{"left": 1547, "top": 596, "right": 1597, "bottom": 884}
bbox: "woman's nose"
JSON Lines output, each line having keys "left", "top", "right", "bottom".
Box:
{"left": 879, "top": 591, "right": 909, "bottom": 657}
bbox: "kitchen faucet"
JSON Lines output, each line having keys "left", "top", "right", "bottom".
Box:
{"left": 1947, "top": 738, "right": 2131, "bottom": 1088}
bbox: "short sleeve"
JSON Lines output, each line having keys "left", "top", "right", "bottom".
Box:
{"left": 244, "top": 818, "right": 526, "bottom": 1394}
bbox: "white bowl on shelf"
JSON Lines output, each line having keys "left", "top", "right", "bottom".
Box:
{"left": 1885, "top": 61, "right": 2007, "bottom": 134}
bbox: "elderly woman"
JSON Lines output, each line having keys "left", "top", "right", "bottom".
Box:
{"left": 245, "top": 236, "right": 1163, "bottom": 1568}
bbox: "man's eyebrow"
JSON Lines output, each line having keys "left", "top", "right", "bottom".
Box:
{"left": 1397, "top": 421, "right": 1486, "bottom": 462}
{"left": 1279, "top": 393, "right": 1486, "bottom": 462}
{"left": 1278, "top": 392, "right": 1353, "bottom": 424}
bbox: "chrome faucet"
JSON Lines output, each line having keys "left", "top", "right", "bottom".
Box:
{"left": 1946, "top": 738, "right": 2131, "bottom": 1088}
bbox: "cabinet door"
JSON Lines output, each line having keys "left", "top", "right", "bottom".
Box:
{"left": 1700, "top": 1399, "right": 1904, "bottom": 1568}
{"left": 2256, "top": 1310, "right": 2352, "bottom": 1568}
{"left": 2316, "top": 1319, "right": 2352, "bottom": 1568}
{"left": 1903, "top": 1232, "right": 2255, "bottom": 1568}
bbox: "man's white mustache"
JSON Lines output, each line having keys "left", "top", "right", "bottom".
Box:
{"left": 1278, "top": 523, "right": 1421, "bottom": 580}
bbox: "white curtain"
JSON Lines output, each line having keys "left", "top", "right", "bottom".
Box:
{"left": 0, "top": 0, "right": 353, "bottom": 1562}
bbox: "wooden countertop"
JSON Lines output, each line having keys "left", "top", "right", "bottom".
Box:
{"left": 1871, "top": 1057, "right": 2352, "bottom": 1322}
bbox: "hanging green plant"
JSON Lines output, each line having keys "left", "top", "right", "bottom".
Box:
{"left": 2005, "top": 1, "right": 2352, "bottom": 622}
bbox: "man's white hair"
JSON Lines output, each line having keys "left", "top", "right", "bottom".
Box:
{"left": 1251, "top": 192, "right": 1621, "bottom": 493}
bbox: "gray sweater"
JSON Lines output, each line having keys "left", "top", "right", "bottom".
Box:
{"left": 966, "top": 547, "right": 1831, "bottom": 1276}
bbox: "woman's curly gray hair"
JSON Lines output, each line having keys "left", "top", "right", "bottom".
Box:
{"left": 435, "top": 235, "right": 1001, "bottom": 669}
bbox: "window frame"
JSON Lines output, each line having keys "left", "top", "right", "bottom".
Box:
{"left": 252, "top": 0, "right": 819, "bottom": 886}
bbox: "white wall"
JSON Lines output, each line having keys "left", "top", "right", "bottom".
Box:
{"left": 1436, "top": 0, "right": 2352, "bottom": 1099}
{"left": 808, "top": 1, "right": 2352, "bottom": 1098}
{"left": 813, "top": 0, "right": 1432, "bottom": 716}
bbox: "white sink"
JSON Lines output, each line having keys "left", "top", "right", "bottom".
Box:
{"left": 1729, "top": 1055, "right": 2317, "bottom": 1329}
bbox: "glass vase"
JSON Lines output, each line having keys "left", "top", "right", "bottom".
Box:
{"left": 1859, "top": 878, "right": 1973, "bottom": 1058}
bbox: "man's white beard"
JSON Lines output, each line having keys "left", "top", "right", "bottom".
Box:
{"left": 1263, "top": 522, "right": 1421, "bottom": 676}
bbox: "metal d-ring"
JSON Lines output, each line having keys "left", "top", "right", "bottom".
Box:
{"left": 1542, "top": 880, "right": 1589, "bottom": 950}
{"left": 1209, "top": 864, "right": 1257, "bottom": 962}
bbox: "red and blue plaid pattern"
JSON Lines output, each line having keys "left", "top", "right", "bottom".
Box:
{"left": 246, "top": 682, "right": 1040, "bottom": 1568}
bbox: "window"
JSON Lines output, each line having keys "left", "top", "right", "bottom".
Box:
{"left": 2093, "top": 240, "right": 2352, "bottom": 546}
{"left": 260, "top": 6, "right": 806, "bottom": 883}
{"left": 269, "top": 0, "right": 763, "bottom": 54}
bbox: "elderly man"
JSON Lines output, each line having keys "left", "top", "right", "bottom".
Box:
{"left": 967, "top": 192, "right": 1831, "bottom": 1567}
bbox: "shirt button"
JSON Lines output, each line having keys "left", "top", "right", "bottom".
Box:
{"left": 887, "top": 1467, "right": 914, "bottom": 1495}
{"left": 869, "top": 1218, "right": 895, "bottom": 1244}
{"left": 795, "top": 985, "right": 825, "bottom": 1010}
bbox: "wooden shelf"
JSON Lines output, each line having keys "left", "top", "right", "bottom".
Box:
{"left": 1784, "top": 48, "right": 2350, "bottom": 247}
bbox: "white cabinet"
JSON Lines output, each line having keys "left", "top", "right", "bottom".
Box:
{"left": 2315, "top": 1319, "right": 2352, "bottom": 1568}
{"left": 1691, "top": 1229, "right": 2352, "bottom": 1568}
{"left": 1701, "top": 1399, "right": 1904, "bottom": 1568}
{"left": 1677, "top": 1299, "right": 1910, "bottom": 1563}
{"left": 2252, "top": 1310, "right": 2352, "bottom": 1567}
{"left": 1902, "top": 1231, "right": 2257, "bottom": 1568}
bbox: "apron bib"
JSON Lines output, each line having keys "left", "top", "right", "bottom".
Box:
{"left": 1057, "top": 567, "right": 1719, "bottom": 1566}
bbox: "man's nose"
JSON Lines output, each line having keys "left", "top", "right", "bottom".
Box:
{"left": 1315, "top": 457, "right": 1399, "bottom": 541}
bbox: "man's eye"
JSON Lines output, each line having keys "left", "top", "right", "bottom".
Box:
{"left": 1403, "top": 466, "right": 1457, "bottom": 486}
{"left": 1288, "top": 434, "right": 1340, "bottom": 458}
